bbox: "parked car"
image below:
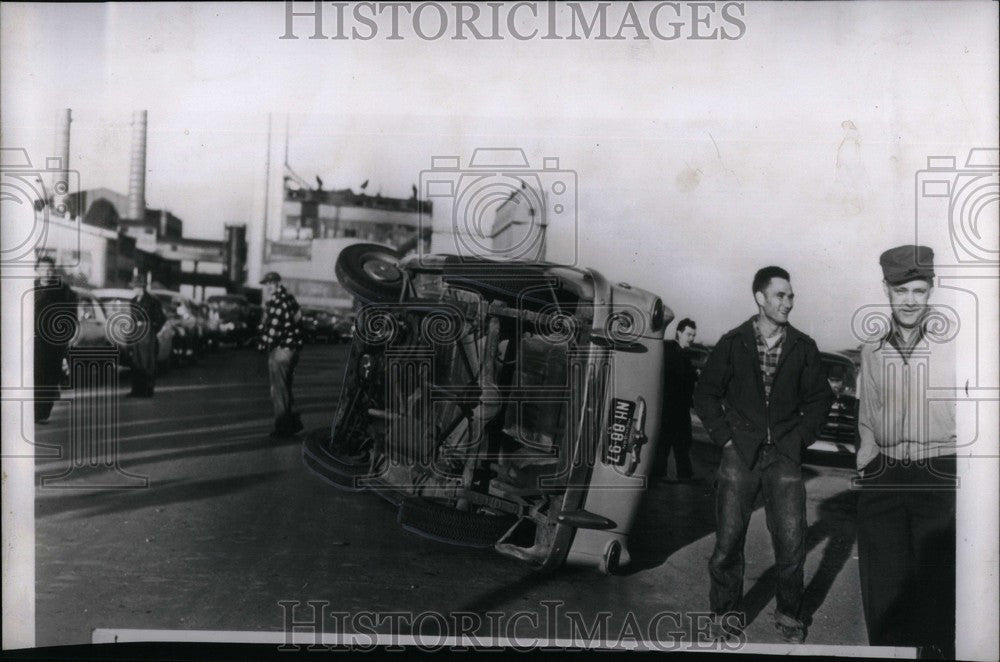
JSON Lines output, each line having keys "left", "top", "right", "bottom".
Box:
{"left": 71, "top": 287, "right": 114, "bottom": 349}
{"left": 686, "top": 343, "right": 712, "bottom": 375}
{"left": 206, "top": 294, "right": 254, "bottom": 346}
{"left": 92, "top": 288, "right": 174, "bottom": 372}
{"left": 151, "top": 289, "right": 204, "bottom": 363}
{"left": 195, "top": 302, "right": 221, "bottom": 351}
{"left": 60, "top": 288, "right": 115, "bottom": 387}
{"left": 303, "top": 243, "right": 672, "bottom": 574}
{"left": 332, "top": 309, "right": 355, "bottom": 341}
{"left": 808, "top": 351, "right": 860, "bottom": 454}
{"left": 302, "top": 307, "right": 343, "bottom": 344}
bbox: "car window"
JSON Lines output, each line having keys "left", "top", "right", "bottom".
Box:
{"left": 823, "top": 358, "right": 857, "bottom": 390}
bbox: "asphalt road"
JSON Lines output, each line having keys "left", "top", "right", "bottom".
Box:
{"left": 34, "top": 343, "right": 868, "bottom": 649}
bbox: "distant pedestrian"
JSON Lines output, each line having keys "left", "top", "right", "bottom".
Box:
{"left": 33, "top": 256, "right": 77, "bottom": 423}
{"left": 654, "top": 318, "right": 699, "bottom": 482}
{"left": 127, "top": 273, "right": 166, "bottom": 398}
{"left": 694, "top": 266, "right": 832, "bottom": 643}
{"left": 257, "top": 272, "right": 305, "bottom": 438}
{"left": 855, "top": 246, "right": 957, "bottom": 658}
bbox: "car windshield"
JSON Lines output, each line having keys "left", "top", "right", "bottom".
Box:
{"left": 823, "top": 357, "right": 857, "bottom": 390}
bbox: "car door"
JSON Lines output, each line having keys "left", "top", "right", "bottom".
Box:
{"left": 75, "top": 295, "right": 108, "bottom": 348}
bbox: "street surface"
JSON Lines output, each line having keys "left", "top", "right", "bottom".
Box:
{"left": 34, "top": 343, "right": 867, "bottom": 649}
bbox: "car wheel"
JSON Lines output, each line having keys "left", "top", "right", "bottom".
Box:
{"left": 334, "top": 243, "right": 405, "bottom": 303}
{"left": 600, "top": 540, "right": 622, "bottom": 576}
{"left": 397, "top": 496, "right": 517, "bottom": 549}
{"left": 301, "top": 427, "right": 371, "bottom": 492}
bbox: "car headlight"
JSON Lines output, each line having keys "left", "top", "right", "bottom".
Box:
{"left": 650, "top": 298, "right": 667, "bottom": 334}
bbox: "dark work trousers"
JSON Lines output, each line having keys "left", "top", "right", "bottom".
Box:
{"left": 710, "top": 443, "right": 806, "bottom": 624}
{"left": 268, "top": 347, "right": 299, "bottom": 429}
{"left": 34, "top": 338, "right": 67, "bottom": 421}
{"left": 856, "top": 454, "right": 956, "bottom": 658}
{"left": 658, "top": 408, "right": 694, "bottom": 479}
{"left": 129, "top": 335, "right": 158, "bottom": 396}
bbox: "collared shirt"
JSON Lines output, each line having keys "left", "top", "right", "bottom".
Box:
{"left": 753, "top": 318, "right": 786, "bottom": 404}
{"left": 856, "top": 317, "right": 957, "bottom": 469}
{"left": 257, "top": 285, "right": 304, "bottom": 352}
{"left": 884, "top": 323, "right": 924, "bottom": 363}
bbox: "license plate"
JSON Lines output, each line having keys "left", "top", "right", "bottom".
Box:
{"left": 605, "top": 398, "right": 636, "bottom": 465}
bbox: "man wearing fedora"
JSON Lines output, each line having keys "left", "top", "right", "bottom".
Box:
{"left": 127, "top": 273, "right": 166, "bottom": 398}
{"left": 257, "top": 272, "right": 305, "bottom": 438}
{"left": 856, "top": 245, "right": 957, "bottom": 658}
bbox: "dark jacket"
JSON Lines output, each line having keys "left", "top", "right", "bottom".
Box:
{"left": 257, "top": 285, "right": 304, "bottom": 352}
{"left": 133, "top": 291, "right": 167, "bottom": 342}
{"left": 693, "top": 317, "right": 833, "bottom": 467}
{"left": 663, "top": 339, "right": 698, "bottom": 414}
{"left": 34, "top": 280, "right": 78, "bottom": 348}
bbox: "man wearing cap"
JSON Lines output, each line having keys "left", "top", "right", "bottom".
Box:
{"left": 127, "top": 274, "right": 167, "bottom": 398}
{"left": 694, "top": 266, "right": 832, "bottom": 643}
{"left": 856, "top": 245, "right": 957, "bottom": 657}
{"left": 257, "top": 272, "right": 305, "bottom": 437}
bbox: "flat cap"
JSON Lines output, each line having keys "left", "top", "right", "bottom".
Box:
{"left": 879, "top": 245, "right": 934, "bottom": 285}
{"left": 259, "top": 271, "right": 281, "bottom": 285}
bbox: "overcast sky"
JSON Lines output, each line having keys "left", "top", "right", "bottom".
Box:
{"left": 2, "top": 1, "right": 997, "bottom": 348}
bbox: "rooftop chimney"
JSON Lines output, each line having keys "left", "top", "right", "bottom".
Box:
{"left": 52, "top": 109, "right": 72, "bottom": 216}
{"left": 127, "top": 110, "right": 147, "bottom": 221}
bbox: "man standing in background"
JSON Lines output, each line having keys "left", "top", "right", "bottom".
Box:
{"left": 655, "top": 317, "right": 700, "bottom": 482}
{"left": 257, "top": 272, "right": 305, "bottom": 438}
{"left": 694, "top": 266, "right": 832, "bottom": 643}
{"left": 127, "top": 273, "right": 166, "bottom": 398}
{"left": 33, "top": 255, "right": 77, "bottom": 423}
{"left": 855, "top": 246, "right": 957, "bottom": 659}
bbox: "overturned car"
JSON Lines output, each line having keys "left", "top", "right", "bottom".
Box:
{"left": 304, "top": 244, "right": 672, "bottom": 573}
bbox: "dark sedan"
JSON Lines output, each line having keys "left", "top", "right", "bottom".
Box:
{"left": 809, "top": 351, "right": 860, "bottom": 454}
{"left": 301, "top": 308, "right": 343, "bottom": 344}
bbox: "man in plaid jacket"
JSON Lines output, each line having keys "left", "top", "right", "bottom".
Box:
{"left": 257, "top": 272, "right": 305, "bottom": 437}
{"left": 694, "top": 266, "right": 833, "bottom": 644}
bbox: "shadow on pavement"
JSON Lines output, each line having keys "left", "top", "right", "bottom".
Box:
{"left": 741, "top": 488, "right": 858, "bottom": 628}
{"left": 35, "top": 470, "right": 286, "bottom": 519}
{"left": 624, "top": 439, "right": 820, "bottom": 577}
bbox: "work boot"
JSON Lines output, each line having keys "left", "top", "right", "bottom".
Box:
{"left": 773, "top": 611, "right": 805, "bottom": 644}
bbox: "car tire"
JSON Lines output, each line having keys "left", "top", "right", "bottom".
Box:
{"left": 334, "top": 243, "right": 405, "bottom": 303}
{"left": 397, "top": 496, "right": 516, "bottom": 549}
{"left": 600, "top": 540, "right": 622, "bottom": 576}
{"left": 301, "top": 427, "right": 371, "bottom": 492}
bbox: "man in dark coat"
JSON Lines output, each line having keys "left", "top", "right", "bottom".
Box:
{"left": 693, "top": 266, "right": 832, "bottom": 644}
{"left": 655, "top": 318, "right": 700, "bottom": 481}
{"left": 33, "top": 256, "right": 77, "bottom": 423}
{"left": 127, "top": 275, "right": 167, "bottom": 397}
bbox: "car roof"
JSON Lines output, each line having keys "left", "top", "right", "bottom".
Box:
{"left": 150, "top": 289, "right": 189, "bottom": 301}
{"left": 820, "top": 351, "right": 856, "bottom": 365}
{"left": 93, "top": 288, "right": 135, "bottom": 299}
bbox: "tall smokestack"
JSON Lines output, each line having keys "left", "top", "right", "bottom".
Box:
{"left": 52, "top": 109, "right": 72, "bottom": 216}
{"left": 127, "top": 110, "right": 148, "bottom": 221}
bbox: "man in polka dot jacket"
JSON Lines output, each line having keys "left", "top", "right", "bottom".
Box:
{"left": 257, "top": 272, "right": 305, "bottom": 437}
